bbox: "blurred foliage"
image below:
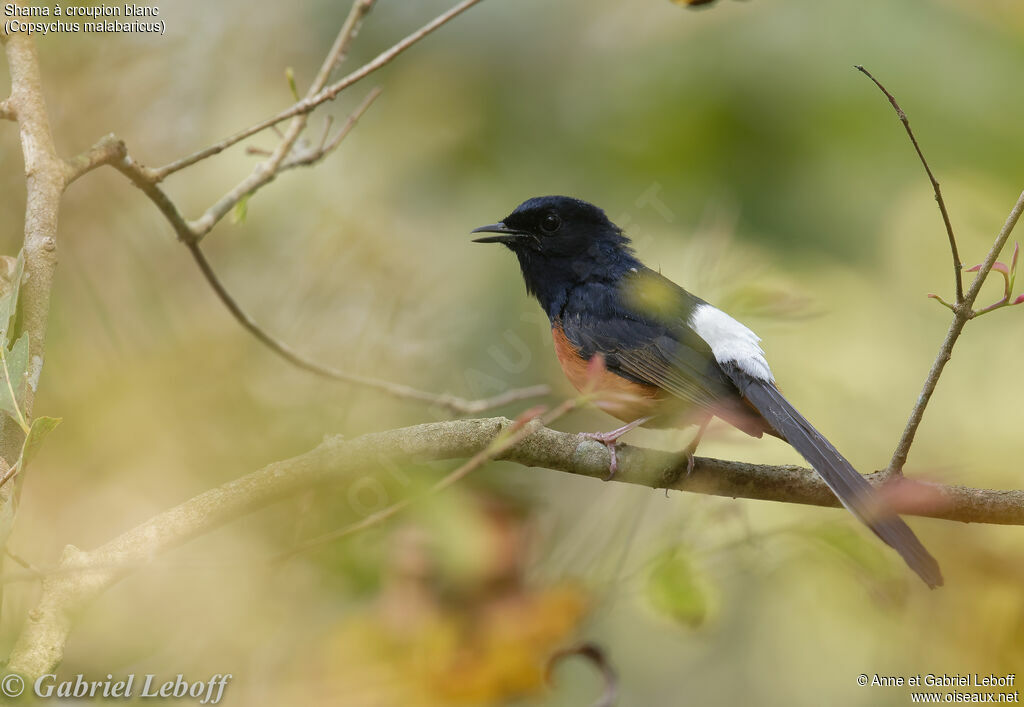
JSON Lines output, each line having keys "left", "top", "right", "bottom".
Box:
{"left": 281, "top": 498, "right": 590, "bottom": 706}
{"left": 645, "top": 546, "right": 714, "bottom": 628}
{"left": 1, "top": 0, "right": 1024, "bottom": 705}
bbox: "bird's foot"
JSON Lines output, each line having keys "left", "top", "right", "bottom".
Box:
{"left": 578, "top": 419, "right": 649, "bottom": 481}
{"left": 578, "top": 417, "right": 651, "bottom": 480}
{"left": 660, "top": 425, "right": 706, "bottom": 496}
{"left": 577, "top": 430, "right": 627, "bottom": 480}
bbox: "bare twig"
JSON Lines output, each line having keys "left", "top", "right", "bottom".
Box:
{"left": 150, "top": 0, "right": 484, "bottom": 182}
{"left": 8, "top": 415, "right": 1024, "bottom": 677}
{"left": 56, "top": 3, "right": 545, "bottom": 417}
{"left": 279, "top": 88, "right": 381, "bottom": 170}
{"left": 856, "top": 66, "right": 964, "bottom": 303}
{"left": 62, "top": 124, "right": 545, "bottom": 418}
{"left": 62, "top": 132, "right": 127, "bottom": 185}
{"left": 856, "top": 66, "right": 1024, "bottom": 476}
{"left": 311, "top": 0, "right": 376, "bottom": 91}
{"left": 184, "top": 238, "right": 549, "bottom": 414}
{"left": 0, "top": 459, "right": 18, "bottom": 490}
{"left": 888, "top": 191, "right": 1024, "bottom": 475}
{"left": 5, "top": 548, "right": 40, "bottom": 574}
{"left": 0, "top": 97, "right": 14, "bottom": 121}
{"left": 186, "top": 1, "right": 380, "bottom": 241}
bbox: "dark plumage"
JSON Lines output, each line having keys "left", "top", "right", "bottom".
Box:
{"left": 472, "top": 195, "right": 943, "bottom": 588}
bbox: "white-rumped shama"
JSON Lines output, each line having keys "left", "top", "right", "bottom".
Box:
{"left": 472, "top": 195, "right": 942, "bottom": 588}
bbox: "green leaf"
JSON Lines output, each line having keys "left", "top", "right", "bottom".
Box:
{"left": 645, "top": 548, "right": 712, "bottom": 628}
{"left": 0, "top": 333, "right": 30, "bottom": 425}
{"left": 0, "top": 250, "right": 25, "bottom": 343}
{"left": 231, "top": 194, "right": 250, "bottom": 224}
{"left": 20, "top": 416, "right": 60, "bottom": 468}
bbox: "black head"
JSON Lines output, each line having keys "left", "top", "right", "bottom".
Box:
{"left": 472, "top": 196, "right": 640, "bottom": 316}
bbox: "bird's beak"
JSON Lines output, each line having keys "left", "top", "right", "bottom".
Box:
{"left": 471, "top": 222, "right": 531, "bottom": 245}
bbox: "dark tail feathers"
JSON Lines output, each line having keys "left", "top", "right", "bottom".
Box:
{"left": 724, "top": 365, "right": 943, "bottom": 588}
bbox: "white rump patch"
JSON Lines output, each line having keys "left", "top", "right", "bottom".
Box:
{"left": 689, "top": 304, "right": 773, "bottom": 382}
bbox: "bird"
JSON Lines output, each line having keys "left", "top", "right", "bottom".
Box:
{"left": 471, "top": 195, "right": 943, "bottom": 588}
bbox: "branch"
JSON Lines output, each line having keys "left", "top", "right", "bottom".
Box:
{"left": 855, "top": 67, "right": 1024, "bottom": 476}
{"left": 185, "top": 0, "right": 379, "bottom": 241}
{"left": 183, "top": 239, "right": 549, "bottom": 414}
{"left": 63, "top": 133, "right": 549, "bottom": 414}
{"left": 7, "top": 416, "right": 1024, "bottom": 676}
{"left": 278, "top": 87, "right": 382, "bottom": 170}
{"left": 887, "top": 191, "right": 1024, "bottom": 475}
{"left": 57, "top": 2, "right": 542, "bottom": 417}
{"left": 0, "top": 14, "right": 65, "bottom": 560}
{"left": 148, "top": 0, "right": 485, "bottom": 182}
{"left": 856, "top": 66, "right": 964, "bottom": 303}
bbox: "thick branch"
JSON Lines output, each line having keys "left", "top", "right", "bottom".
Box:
{"left": 888, "top": 190, "right": 1024, "bottom": 474}
{"left": 7, "top": 416, "right": 1023, "bottom": 676}
{"left": 0, "top": 16, "right": 64, "bottom": 553}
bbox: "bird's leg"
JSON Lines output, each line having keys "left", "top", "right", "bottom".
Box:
{"left": 659, "top": 417, "right": 712, "bottom": 495}
{"left": 682, "top": 417, "right": 711, "bottom": 479}
{"left": 579, "top": 417, "right": 652, "bottom": 480}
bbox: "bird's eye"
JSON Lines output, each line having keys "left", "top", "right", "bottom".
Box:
{"left": 540, "top": 212, "right": 561, "bottom": 234}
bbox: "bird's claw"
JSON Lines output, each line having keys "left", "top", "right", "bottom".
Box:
{"left": 578, "top": 431, "right": 623, "bottom": 480}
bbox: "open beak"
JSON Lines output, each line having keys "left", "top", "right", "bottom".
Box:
{"left": 471, "top": 222, "right": 531, "bottom": 245}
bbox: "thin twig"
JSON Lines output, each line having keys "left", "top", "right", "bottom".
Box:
{"left": 184, "top": 239, "right": 548, "bottom": 414}
{"left": 0, "top": 97, "right": 14, "bottom": 121}
{"left": 150, "top": 0, "right": 484, "bottom": 182}
{"left": 63, "top": 128, "right": 548, "bottom": 417}
{"left": 887, "top": 191, "right": 1024, "bottom": 475}
{"left": 279, "top": 88, "right": 381, "bottom": 170}
{"left": 5, "top": 548, "right": 40, "bottom": 574}
{"left": 311, "top": 0, "right": 377, "bottom": 92}
{"left": 62, "top": 132, "right": 126, "bottom": 186}
{"left": 856, "top": 66, "right": 964, "bottom": 304}
{"left": 0, "top": 461, "right": 19, "bottom": 491}
{"left": 186, "top": 0, "right": 379, "bottom": 241}
{"left": 58, "top": 2, "right": 535, "bottom": 416}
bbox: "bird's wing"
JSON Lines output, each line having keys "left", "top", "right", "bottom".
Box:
{"left": 558, "top": 278, "right": 742, "bottom": 413}
{"left": 618, "top": 268, "right": 942, "bottom": 586}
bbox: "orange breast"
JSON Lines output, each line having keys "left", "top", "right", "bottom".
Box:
{"left": 551, "top": 325, "right": 666, "bottom": 423}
